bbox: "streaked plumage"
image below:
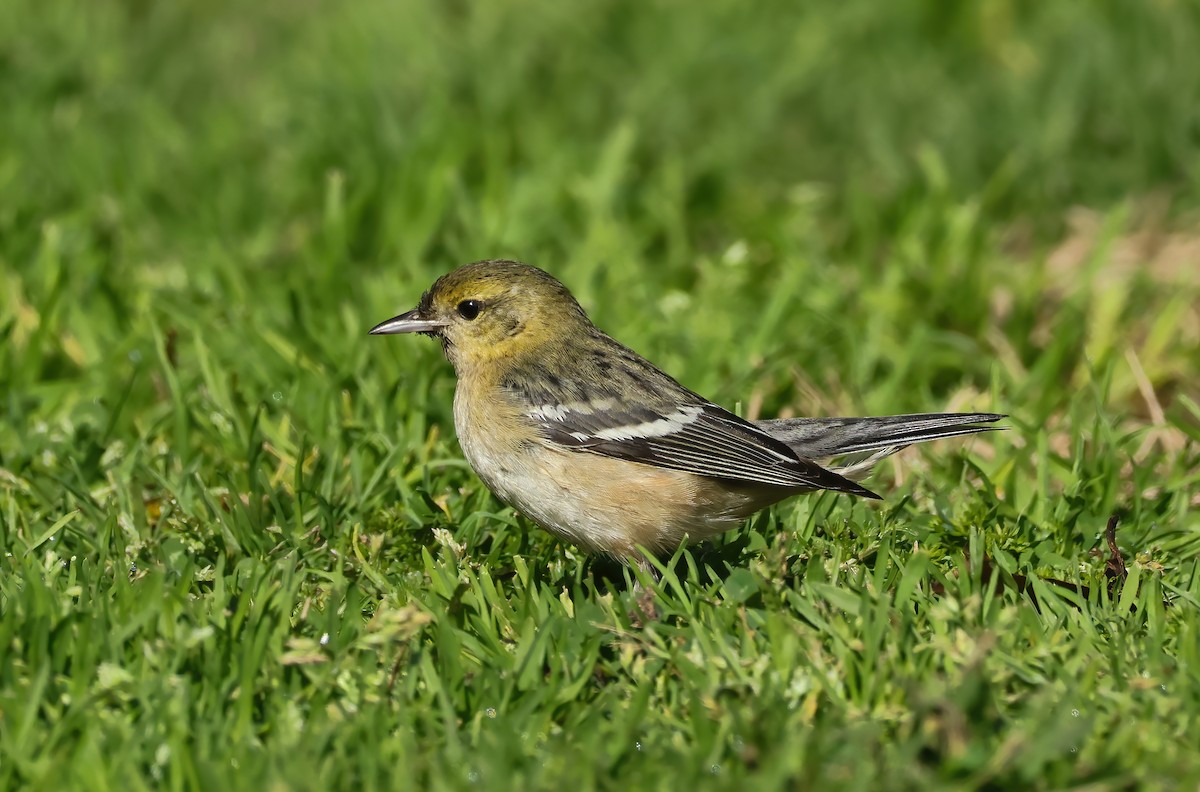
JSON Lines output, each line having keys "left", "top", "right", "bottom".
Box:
{"left": 371, "top": 260, "right": 1004, "bottom": 558}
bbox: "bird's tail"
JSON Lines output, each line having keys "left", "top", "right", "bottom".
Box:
{"left": 756, "top": 412, "right": 1005, "bottom": 479}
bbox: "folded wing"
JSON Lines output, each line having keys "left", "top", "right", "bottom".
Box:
{"left": 525, "top": 397, "right": 881, "bottom": 498}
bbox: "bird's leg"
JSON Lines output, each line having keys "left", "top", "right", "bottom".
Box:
{"left": 629, "top": 554, "right": 660, "bottom": 624}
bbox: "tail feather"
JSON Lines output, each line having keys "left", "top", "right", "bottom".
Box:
{"left": 756, "top": 412, "right": 1005, "bottom": 462}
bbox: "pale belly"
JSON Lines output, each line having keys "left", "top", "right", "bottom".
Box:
{"left": 452, "top": 385, "right": 784, "bottom": 556}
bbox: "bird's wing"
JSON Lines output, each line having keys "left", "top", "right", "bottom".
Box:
{"left": 517, "top": 389, "right": 880, "bottom": 498}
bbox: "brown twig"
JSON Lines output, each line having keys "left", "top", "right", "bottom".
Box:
{"left": 1100, "top": 513, "right": 1128, "bottom": 595}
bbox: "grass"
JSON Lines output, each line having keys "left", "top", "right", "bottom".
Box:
{"left": 2, "top": 0, "right": 1199, "bottom": 788}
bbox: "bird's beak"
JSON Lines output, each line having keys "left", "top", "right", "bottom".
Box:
{"left": 368, "top": 308, "right": 447, "bottom": 335}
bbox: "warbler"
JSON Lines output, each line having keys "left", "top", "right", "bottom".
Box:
{"left": 371, "top": 260, "right": 1003, "bottom": 561}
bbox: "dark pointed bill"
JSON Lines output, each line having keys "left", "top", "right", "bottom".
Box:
{"left": 369, "top": 309, "right": 446, "bottom": 335}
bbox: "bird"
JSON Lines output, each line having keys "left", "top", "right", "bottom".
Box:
{"left": 370, "top": 259, "right": 1003, "bottom": 562}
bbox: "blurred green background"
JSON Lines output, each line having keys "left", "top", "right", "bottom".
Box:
{"left": 2, "top": 0, "right": 1198, "bottom": 789}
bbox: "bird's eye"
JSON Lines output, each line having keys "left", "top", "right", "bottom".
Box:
{"left": 456, "top": 299, "right": 482, "bottom": 320}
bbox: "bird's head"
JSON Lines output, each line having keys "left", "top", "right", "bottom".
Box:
{"left": 369, "top": 260, "right": 593, "bottom": 370}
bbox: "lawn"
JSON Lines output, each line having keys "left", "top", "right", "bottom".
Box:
{"left": 2, "top": 0, "right": 1199, "bottom": 789}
